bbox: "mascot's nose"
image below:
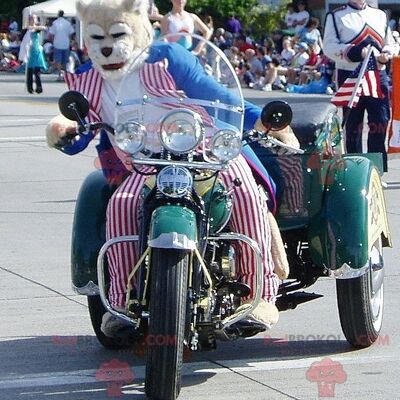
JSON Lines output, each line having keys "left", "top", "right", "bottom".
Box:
{"left": 101, "top": 47, "right": 113, "bottom": 57}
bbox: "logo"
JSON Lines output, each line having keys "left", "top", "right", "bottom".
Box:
{"left": 306, "top": 357, "right": 347, "bottom": 397}
{"left": 96, "top": 359, "right": 135, "bottom": 397}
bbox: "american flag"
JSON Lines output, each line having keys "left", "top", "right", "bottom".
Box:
{"left": 331, "top": 55, "right": 383, "bottom": 108}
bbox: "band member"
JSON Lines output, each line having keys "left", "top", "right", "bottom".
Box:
{"left": 323, "top": 0, "right": 396, "bottom": 171}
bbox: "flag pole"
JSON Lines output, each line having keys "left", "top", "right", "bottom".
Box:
{"left": 341, "top": 45, "right": 374, "bottom": 128}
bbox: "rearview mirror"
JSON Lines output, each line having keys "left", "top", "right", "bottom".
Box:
{"left": 261, "top": 101, "right": 292, "bottom": 131}
{"left": 58, "top": 91, "right": 90, "bottom": 122}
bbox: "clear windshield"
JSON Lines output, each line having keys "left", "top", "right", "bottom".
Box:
{"left": 114, "top": 34, "right": 244, "bottom": 156}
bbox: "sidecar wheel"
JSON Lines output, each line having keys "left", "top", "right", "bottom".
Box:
{"left": 145, "top": 248, "right": 189, "bottom": 400}
{"left": 336, "top": 238, "right": 384, "bottom": 348}
{"left": 87, "top": 295, "right": 130, "bottom": 349}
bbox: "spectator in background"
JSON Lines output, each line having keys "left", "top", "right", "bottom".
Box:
{"left": 223, "top": 31, "right": 233, "bottom": 48}
{"left": 293, "top": 1, "right": 310, "bottom": 34}
{"left": 285, "top": 41, "right": 309, "bottom": 84}
{"left": 280, "top": 38, "right": 295, "bottom": 66}
{"left": 160, "top": 0, "right": 211, "bottom": 55}
{"left": 213, "top": 27, "right": 226, "bottom": 48}
{"left": 148, "top": 0, "right": 163, "bottom": 22}
{"left": 8, "top": 17, "right": 19, "bottom": 34}
{"left": 204, "top": 15, "right": 214, "bottom": 37}
{"left": 226, "top": 14, "right": 242, "bottom": 35}
{"left": 257, "top": 46, "right": 272, "bottom": 70}
{"left": 297, "top": 41, "right": 320, "bottom": 84}
{"left": 49, "top": 10, "right": 74, "bottom": 81}
{"left": 392, "top": 30, "right": 400, "bottom": 55}
{"left": 262, "top": 57, "right": 281, "bottom": 91}
{"left": 296, "top": 17, "right": 323, "bottom": 54}
{"left": 286, "top": 54, "right": 334, "bottom": 94}
{"left": 0, "top": 33, "right": 10, "bottom": 49}
{"left": 43, "top": 40, "right": 53, "bottom": 70}
{"left": 25, "top": 14, "right": 47, "bottom": 94}
{"left": 7, "top": 32, "right": 21, "bottom": 58}
{"left": 283, "top": 3, "right": 296, "bottom": 35}
{"left": 242, "top": 48, "right": 264, "bottom": 88}
{"left": 234, "top": 34, "right": 254, "bottom": 53}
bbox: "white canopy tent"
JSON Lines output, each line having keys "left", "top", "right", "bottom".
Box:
{"left": 21, "top": 0, "right": 82, "bottom": 48}
{"left": 22, "top": 0, "right": 77, "bottom": 28}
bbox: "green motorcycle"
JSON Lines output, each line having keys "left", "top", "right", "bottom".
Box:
{"left": 59, "top": 36, "right": 391, "bottom": 400}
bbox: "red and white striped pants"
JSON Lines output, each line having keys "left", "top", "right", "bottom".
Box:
{"left": 106, "top": 154, "right": 279, "bottom": 308}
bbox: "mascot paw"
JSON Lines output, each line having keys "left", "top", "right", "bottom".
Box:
{"left": 254, "top": 119, "right": 300, "bottom": 149}
{"left": 268, "top": 211, "right": 290, "bottom": 280}
{"left": 270, "top": 125, "right": 300, "bottom": 149}
{"left": 46, "top": 114, "right": 78, "bottom": 148}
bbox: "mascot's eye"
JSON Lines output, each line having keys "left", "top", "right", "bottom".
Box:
{"left": 91, "top": 34, "right": 105, "bottom": 40}
{"left": 111, "top": 32, "right": 126, "bottom": 39}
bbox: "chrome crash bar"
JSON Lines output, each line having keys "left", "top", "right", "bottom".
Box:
{"left": 97, "top": 235, "right": 140, "bottom": 326}
{"left": 97, "top": 233, "right": 263, "bottom": 331}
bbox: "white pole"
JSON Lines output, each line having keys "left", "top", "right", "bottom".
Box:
{"left": 347, "top": 45, "right": 374, "bottom": 110}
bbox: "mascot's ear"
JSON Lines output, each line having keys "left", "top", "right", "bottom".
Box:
{"left": 124, "top": 0, "right": 149, "bottom": 14}
{"left": 76, "top": 0, "right": 90, "bottom": 21}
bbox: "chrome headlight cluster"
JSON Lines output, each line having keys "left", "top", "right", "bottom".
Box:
{"left": 114, "top": 121, "right": 146, "bottom": 154}
{"left": 210, "top": 129, "right": 242, "bottom": 162}
{"left": 159, "top": 110, "right": 203, "bottom": 154}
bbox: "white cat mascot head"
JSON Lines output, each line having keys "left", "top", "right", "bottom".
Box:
{"left": 76, "top": 0, "right": 153, "bottom": 80}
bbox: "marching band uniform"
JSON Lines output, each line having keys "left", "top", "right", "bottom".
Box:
{"left": 323, "top": 0, "right": 396, "bottom": 170}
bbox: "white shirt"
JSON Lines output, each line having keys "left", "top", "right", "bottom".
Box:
{"left": 293, "top": 11, "right": 310, "bottom": 33}
{"left": 323, "top": 4, "right": 395, "bottom": 71}
{"left": 49, "top": 17, "right": 74, "bottom": 50}
{"left": 285, "top": 12, "right": 295, "bottom": 28}
{"left": 281, "top": 48, "right": 295, "bottom": 64}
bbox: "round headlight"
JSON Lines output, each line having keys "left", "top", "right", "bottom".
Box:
{"left": 159, "top": 109, "right": 203, "bottom": 154}
{"left": 114, "top": 121, "right": 146, "bottom": 154}
{"left": 211, "top": 130, "right": 242, "bottom": 162}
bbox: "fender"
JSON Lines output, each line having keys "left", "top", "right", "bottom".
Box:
{"left": 71, "top": 170, "right": 116, "bottom": 294}
{"left": 308, "top": 155, "right": 390, "bottom": 271}
{"left": 148, "top": 205, "right": 197, "bottom": 250}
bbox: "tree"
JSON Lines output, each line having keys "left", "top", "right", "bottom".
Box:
{"left": 157, "top": 0, "right": 289, "bottom": 40}
{"left": 247, "top": 1, "right": 290, "bottom": 41}
{"left": 157, "top": 0, "right": 259, "bottom": 31}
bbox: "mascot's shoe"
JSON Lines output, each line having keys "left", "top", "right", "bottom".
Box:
{"left": 224, "top": 300, "right": 279, "bottom": 339}
{"left": 101, "top": 311, "right": 138, "bottom": 340}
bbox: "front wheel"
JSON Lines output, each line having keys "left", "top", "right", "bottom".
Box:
{"left": 145, "top": 248, "right": 189, "bottom": 400}
{"left": 336, "top": 238, "right": 384, "bottom": 347}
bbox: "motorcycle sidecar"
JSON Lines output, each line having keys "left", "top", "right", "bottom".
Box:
{"left": 250, "top": 101, "right": 391, "bottom": 348}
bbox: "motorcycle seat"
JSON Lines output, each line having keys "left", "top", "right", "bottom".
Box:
{"left": 288, "top": 101, "right": 337, "bottom": 148}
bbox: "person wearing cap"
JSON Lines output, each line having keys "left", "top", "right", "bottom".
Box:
{"left": 323, "top": 0, "right": 396, "bottom": 171}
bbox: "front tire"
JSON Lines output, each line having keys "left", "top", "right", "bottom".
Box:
{"left": 145, "top": 248, "right": 189, "bottom": 400}
{"left": 336, "top": 238, "right": 384, "bottom": 347}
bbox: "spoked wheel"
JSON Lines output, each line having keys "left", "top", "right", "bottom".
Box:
{"left": 336, "top": 237, "right": 384, "bottom": 347}
{"left": 145, "top": 248, "right": 189, "bottom": 400}
{"left": 87, "top": 295, "right": 131, "bottom": 349}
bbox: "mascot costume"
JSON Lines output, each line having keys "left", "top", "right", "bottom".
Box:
{"left": 46, "top": 0, "right": 298, "bottom": 338}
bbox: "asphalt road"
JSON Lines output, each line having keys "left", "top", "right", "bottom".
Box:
{"left": 0, "top": 72, "right": 399, "bottom": 399}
